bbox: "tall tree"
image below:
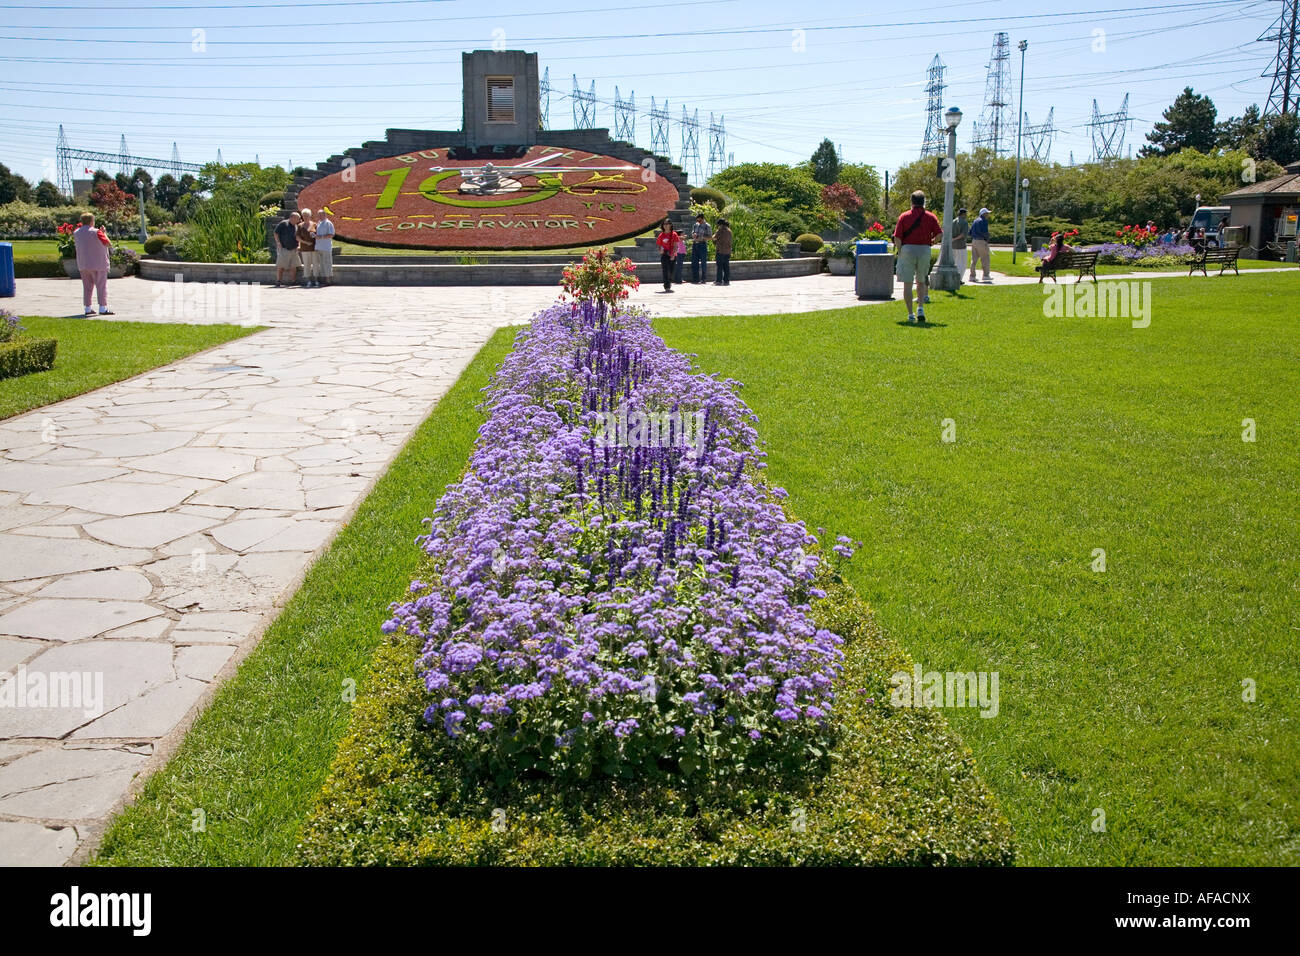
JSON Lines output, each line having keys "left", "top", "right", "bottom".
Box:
{"left": 809, "top": 138, "right": 841, "bottom": 185}
{"left": 1254, "top": 112, "right": 1300, "bottom": 167}
{"left": 34, "top": 180, "right": 65, "bottom": 207}
{"left": 128, "top": 167, "right": 154, "bottom": 202}
{"left": 153, "top": 173, "right": 181, "bottom": 210}
{"left": 1141, "top": 87, "right": 1217, "bottom": 156}
{"left": 0, "top": 163, "right": 33, "bottom": 204}
{"left": 1216, "top": 104, "right": 1261, "bottom": 153}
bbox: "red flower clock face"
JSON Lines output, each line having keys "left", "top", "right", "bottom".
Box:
{"left": 294, "top": 145, "right": 682, "bottom": 250}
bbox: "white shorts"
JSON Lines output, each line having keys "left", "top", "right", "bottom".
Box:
{"left": 895, "top": 244, "right": 932, "bottom": 283}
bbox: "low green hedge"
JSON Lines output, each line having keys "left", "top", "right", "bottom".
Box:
{"left": 0, "top": 338, "right": 57, "bottom": 380}
{"left": 296, "top": 580, "right": 1015, "bottom": 866}
{"left": 144, "top": 234, "right": 173, "bottom": 255}
{"left": 14, "top": 260, "right": 64, "bottom": 278}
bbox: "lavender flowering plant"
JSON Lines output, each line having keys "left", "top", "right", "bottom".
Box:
{"left": 385, "top": 300, "right": 847, "bottom": 786}
{"left": 0, "top": 309, "right": 23, "bottom": 344}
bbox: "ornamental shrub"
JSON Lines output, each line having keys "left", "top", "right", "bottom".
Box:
{"left": 690, "top": 186, "right": 726, "bottom": 210}
{"left": 385, "top": 301, "right": 847, "bottom": 787}
{"left": 0, "top": 337, "right": 57, "bottom": 381}
{"left": 144, "top": 234, "right": 173, "bottom": 255}
{"left": 795, "top": 233, "right": 824, "bottom": 253}
{"left": 258, "top": 190, "right": 285, "bottom": 209}
{"left": 766, "top": 210, "right": 808, "bottom": 241}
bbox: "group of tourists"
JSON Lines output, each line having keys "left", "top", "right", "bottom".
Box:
{"left": 273, "top": 208, "right": 336, "bottom": 288}
{"left": 655, "top": 213, "right": 734, "bottom": 292}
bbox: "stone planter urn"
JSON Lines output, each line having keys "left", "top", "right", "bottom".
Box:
{"left": 63, "top": 260, "right": 125, "bottom": 279}
{"left": 827, "top": 256, "right": 854, "bottom": 276}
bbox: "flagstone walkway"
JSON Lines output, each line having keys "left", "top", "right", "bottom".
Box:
{"left": 0, "top": 265, "right": 1215, "bottom": 865}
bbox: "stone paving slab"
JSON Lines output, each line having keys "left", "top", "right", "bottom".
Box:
{"left": 0, "top": 269, "right": 1067, "bottom": 865}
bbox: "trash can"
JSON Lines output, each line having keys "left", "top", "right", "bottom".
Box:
{"left": 0, "top": 242, "right": 14, "bottom": 298}
{"left": 855, "top": 240, "right": 893, "bottom": 299}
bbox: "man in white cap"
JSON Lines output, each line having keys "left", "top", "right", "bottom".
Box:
{"left": 969, "top": 207, "right": 992, "bottom": 283}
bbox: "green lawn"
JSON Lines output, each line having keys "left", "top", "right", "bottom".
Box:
{"left": 0, "top": 317, "right": 260, "bottom": 420}
{"left": 7, "top": 238, "right": 146, "bottom": 259}
{"left": 93, "top": 327, "right": 517, "bottom": 866}
{"left": 989, "top": 248, "right": 1296, "bottom": 278}
{"left": 8, "top": 238, "right": 148, "bottom": 277}
{"left": 656, "top": 273, "right": 1300, "bottom": 866}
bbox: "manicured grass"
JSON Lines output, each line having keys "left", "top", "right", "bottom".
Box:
{"left": 989, "top": 248, "right": 1295, "bottom": 278}
{"left": 8, "top": 238, "right": 148, "bottom": 277}
{"left": 92, "top": 327, "right": 517, "bottom": 866}
{"left": 655, "top": 273, "right": 1300, "bottom": 865}
{"left": 0, "top": 317, "right": 260, "bottom": 420}
{"left": 7, "top": 238, "right": 146, "bottom": 260}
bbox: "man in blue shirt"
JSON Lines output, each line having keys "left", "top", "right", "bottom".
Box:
{"left": 968, "top": 207, "right": 992, "bottom": 283}
{"left": 690, "top": 214, "right": 712, "bottom": 284}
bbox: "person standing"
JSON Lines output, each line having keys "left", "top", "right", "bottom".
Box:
{"left": 892, "top": 190, "right": 943, "bottom": 324}
{"left": 314, "top": 210, "right": 336, "bottom": 286}
{"left": 656, "top": 219, "right": 679, "bottom": 292}
{"left": 690, "top": 213, "right": 712, "bottom": 283}
{"left": 297, "top": 208, "right": 318, "bottom": 288}
{"left": 713, "top": 217, "right": 733, "bottom": 285}
{"left": 952, "top": 207, "right": 970, "bottom": 278}
{"left": 673, "top": 229, "right": 687, "bottom": 284}
{"left": 73, "top": 212, "right": 113, "bottom": 316}
{"left": 274, "top": 212, "right": 301, "bottom": 288}
{"left": 968, "top": 207, "right": 992, "bottom": 283}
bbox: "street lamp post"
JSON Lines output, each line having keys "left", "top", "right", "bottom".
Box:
{"left": 134, "top": 178, "right": 148, "bottom": 244}
{"left": 932, "top": 106, "right": 964, "bottom": 292}
{"left": 1012, "top": 39, "right": 1028, "bottom": 261}
{"left": 1021, "top": 178, "right": 1031, "bottom": 251}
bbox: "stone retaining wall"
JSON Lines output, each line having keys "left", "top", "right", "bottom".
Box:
{"left": 138, "top": 257, "right": 823, "bottom": 286}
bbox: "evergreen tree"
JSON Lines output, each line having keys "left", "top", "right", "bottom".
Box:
{"left": 1216, "top": 104, "right": 1261, "bottom": 153}
{"left": 0, "top": 163, "right": 33, "bottom": 204}
{"left": 1141, "top": 87, "right": 1217, "bottom": 156}
{"left": 34, "top": 179, "right": 64, "bottom": 207}
{"left": 809, "top": 139, "right": 841, "bottom": 185}
{"left": 1254, "top": 112, "right": 1300, "bottom": 167}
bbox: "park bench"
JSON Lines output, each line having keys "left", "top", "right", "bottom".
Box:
{"left": 1188, "top": 246, "right": 1240, "bottom": 277}
{"left": 1036, "top": 249, "right": 1099, "bottom": 283}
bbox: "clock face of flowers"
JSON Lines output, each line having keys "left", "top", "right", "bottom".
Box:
{"left": 294, "top": 145, "right": 682, "bottom": 250}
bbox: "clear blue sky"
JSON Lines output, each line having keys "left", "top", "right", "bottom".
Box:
{"left": 0, "top": 0, "right": 1283, "bottom": 187}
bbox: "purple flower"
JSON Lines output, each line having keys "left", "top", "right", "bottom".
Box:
{"left": 397, "top": 300, "right": 844, "bottom": 780}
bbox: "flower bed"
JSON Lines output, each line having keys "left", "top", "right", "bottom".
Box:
{"left": 1036, "top": 241, "right": 1196, "bottom": 268}
{"left": 298, "top": 579, "right": 1015, "bottom": 865}
{"left": 384, "top": 298, "right": 846, "bottom": 786}
{"left": 299, "top": 271, "right": 1014, "bottom": 864}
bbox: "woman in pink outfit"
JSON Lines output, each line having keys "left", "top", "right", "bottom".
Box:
{"left": 72, "top": 213, "right": 113, "bottom": 315}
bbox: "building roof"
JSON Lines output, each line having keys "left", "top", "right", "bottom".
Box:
{"left": 1222, "top": 163, "right": 1300, "bottom": 201}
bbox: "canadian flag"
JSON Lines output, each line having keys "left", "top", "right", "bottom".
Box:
{"left": 84, "top": 167, "right": 92, "bottom": 173}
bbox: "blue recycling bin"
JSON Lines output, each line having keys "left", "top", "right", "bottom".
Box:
{"left": 0, "top": 242, "right": 14, "bottom": 298}
{"left": 855, "top": 239, "right": 894, "bottom": 299}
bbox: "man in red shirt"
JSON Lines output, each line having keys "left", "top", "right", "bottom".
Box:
{"left": 892, "top": 190, "right": 943, "bottom": 324}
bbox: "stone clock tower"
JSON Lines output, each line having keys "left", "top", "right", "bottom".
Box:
{"left": 461, "top": 50, "right": 541, "bottom": 147}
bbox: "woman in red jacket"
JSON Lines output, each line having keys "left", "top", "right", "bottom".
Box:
{"left": 656, "top": 219, "right": 680, "bottom": 292}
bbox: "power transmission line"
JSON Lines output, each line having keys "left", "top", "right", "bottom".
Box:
{"left": 1260, "top": 0, "right": 1300, "bottom": 115}
{"left": 1088, "top": 94, "right": 1131, "bottom": 161}
{"left": 920, "top": 54, "right": 947, "bottom": 158}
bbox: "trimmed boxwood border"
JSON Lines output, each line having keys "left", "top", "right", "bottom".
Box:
{"left": 296, "top": 577, "right": 1015, "bottom": 866}
{"left": 0, "top": 338, "right": 57, "bottom": 380}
